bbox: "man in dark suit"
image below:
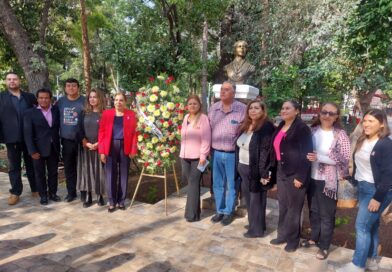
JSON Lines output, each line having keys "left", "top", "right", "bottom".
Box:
{"left": 0, "top": 72, "right": 37, "bottom": 205}
{"left": 24, "top": 88, "right": 61, "bottom": 205}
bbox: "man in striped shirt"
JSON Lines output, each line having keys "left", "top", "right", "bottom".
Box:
{"left": 208, "top": 81, "right": 246, "bottom": 225}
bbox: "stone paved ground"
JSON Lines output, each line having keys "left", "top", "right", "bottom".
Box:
{"left": 0, "top": 172, "right": 391, "bottom": 272}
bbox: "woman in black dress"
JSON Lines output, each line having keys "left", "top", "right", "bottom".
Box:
{"left": 77, "top": 88, "right": 106, "bottom": 207}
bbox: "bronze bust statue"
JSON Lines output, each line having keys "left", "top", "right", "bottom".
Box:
{"left": 224, "top": 40, "right": 255, "bottom": 85}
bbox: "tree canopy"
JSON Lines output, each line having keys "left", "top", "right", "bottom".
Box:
{"left": 0, "top": 0, "right": 391, "bottom": 113}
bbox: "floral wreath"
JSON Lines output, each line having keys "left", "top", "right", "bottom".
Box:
{"left": 135, "top": 74, "right": 185, "bottom": 173}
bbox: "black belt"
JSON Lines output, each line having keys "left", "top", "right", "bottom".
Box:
{"left": 214, "top": 149, "right": 235, "bottom": 153}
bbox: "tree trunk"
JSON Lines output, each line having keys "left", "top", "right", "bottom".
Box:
{"left": 260, "top": 0, "right": 269, "bottom": 93}
{"left": 201, "top": 19, "right": 208, "bottom": 113}
{"left": 80, "top": 0, "right": 91, "bottom": 94}
{"left": 0, "top": 0, "right": 49, "bottom": 93}
{"left": 159, "top": 0, "right": 182, "bottom": 61}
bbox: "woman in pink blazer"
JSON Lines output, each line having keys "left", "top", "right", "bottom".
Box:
{"left": 98, "top": 92, "right": 138, "bottom": 212}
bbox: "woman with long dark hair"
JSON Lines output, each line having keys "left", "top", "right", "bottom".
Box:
{"left": 236, "top": 99, "right": 275, "bottom": 238}
{"left": 337, "top": 109, "right": 392, "bottom": 272}
{"left": 180, "top": 95, "right": 211, "bottom": 222}
{"left": 304, "top": 102, "right": 351, "bottom": 259}
{"left": 77, "top": 89, "right": 106, "bottom": 207}
{"left": 269, "top": 100, "right": 313, "bottom": 252}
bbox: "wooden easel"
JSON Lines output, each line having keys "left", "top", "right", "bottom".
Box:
{"left": 130, "top": 162, "right": 180, "bottom": 215}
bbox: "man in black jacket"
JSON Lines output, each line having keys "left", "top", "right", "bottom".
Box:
{"left": 24, "top": 88, "right": 61, "bottom": 205}
{"left": 0, "top": 72, "right": 37, "bottom": 205}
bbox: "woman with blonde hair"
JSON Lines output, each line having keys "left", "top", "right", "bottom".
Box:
{"left": 180, "top": 95, "right": 211, "bottom": 222}
{"left": 236, "top": 99, "right": 275, "bottom": 238}
{"left": 77, "top": 88, "right": 106, "bottom": 207}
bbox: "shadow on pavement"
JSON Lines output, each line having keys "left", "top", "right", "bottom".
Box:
{"left": 0, "top": 216, "right": 181, "bottom": 271}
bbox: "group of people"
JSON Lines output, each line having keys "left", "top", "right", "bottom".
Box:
{"left": 0, "top": 72, "right": 137, "bottom": 213}
{"left": 2, "top": 72, "right": 392, "bottom": 271}
{"left": 180, "top": 81, "right": 392, "bottom": 271}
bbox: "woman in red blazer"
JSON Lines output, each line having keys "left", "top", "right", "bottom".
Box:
{"left": 98, "top": 92, "right": 138, "bottom": 212}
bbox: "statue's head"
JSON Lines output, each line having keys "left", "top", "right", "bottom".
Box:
{"left": 233, "top": 40, "right": 248, "bottom": 58}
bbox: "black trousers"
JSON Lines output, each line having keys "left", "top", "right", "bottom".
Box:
{"left": 238, "top": 163, "right": 267, "bottom": 236}
{"left": 33, "top": 144, "right": 59, "bottom": 197}
{"left": 6, "top": 143, "right": 36, "bottom": 195}
{"left": 276, "top": 164, "right": 307, "bottom": 249}
{"left": 61, "top": 139, "right": 78, "bottom": 196}
{"left": 181, "top": 158, "right": 202, "bottom": 221}
{"left": 308, "top": 179, "right": 337, "bottom": 250}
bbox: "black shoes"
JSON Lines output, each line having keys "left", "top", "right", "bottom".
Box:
{"left": 83, "top": 192, "right": 93, "bottom": 208}
{"left": 118, "top": 205, "right": 126, "bottom": 210}
{"left": 284, "top": 244, "right": 297, "bottom": 252}
{"left": 221, "top": 214, "right": 234, "bottom": 226}
{"left": 98, "top": 195, "right": 105, "bottom": 206}
{"left": 64, "top": 194, "right": 77, "bottom": 202}
{"left": 270, "top": 238, "right": 286, "bottom": 245}
{"left": 243, "top": 231, "right": 263, "bottom": 238}
{"left": 49, "top": 194, "right": 61, "bottom": 202}
{"left": 211, "top": 214, "right": 224, "bottom": 223}
{"left": 186, "top": 218, "right": 200, "bottom": 223}
{"left": 40, "top": 196, "right": 48, "bottom": 205}
{"left": 108, "top": 206, "right": 116, "bottom": 213}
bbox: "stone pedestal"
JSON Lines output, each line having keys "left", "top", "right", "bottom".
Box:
{"left": 212, "top": 84, "right": 259, "bottom": 100}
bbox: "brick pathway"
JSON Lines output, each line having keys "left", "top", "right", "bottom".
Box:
{"left": 0, "top": 172, "right": 391, "bottom": 272}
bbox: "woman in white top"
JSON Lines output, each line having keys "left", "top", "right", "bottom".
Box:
{"left": 305, "top": 102, "right": 351, "bottom": 260}
{"left": 235, "top": 100, "right": 275, "bottom": 238}
{"left": 337, "top": 109, "right": 392, "bottom": 272}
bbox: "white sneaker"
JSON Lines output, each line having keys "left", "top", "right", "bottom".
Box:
{"left": 335, "top": 262, "right": 365, "bottom": 272}
{"left": 366, "top": 258, "right": 378, "bottom": 271}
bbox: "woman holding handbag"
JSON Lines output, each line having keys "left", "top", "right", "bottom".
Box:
{"left": 304, "top": 102, "right": 351, "bottom": 260}
{"left": 337, "top": 109, "right": 392, "bottom": 272}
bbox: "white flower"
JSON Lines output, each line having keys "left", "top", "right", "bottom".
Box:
{"left": 147, "top": 104, "right": 155, "bottom": 113}
{"left": 173, "top": 85, "right": 180, "bottom": 94}
{"left": 167, "top": 102, "right": 175, "bottom": 110}
{"left": 150, "top": 94, "right": 158, "bottom": 102}
{"left": 153, "top": 109, "right": 161, "bottom": 117}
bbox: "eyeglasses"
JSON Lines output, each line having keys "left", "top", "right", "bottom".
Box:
{"left": 320, "top": 111, "right": 338, "bottom": 116}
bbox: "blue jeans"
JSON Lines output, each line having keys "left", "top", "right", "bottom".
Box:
{"left": 352, "top": 181, "right": 392, "bottom": 268}
{"left": 212, "top": 151, "right": 238, "bottom": 215}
